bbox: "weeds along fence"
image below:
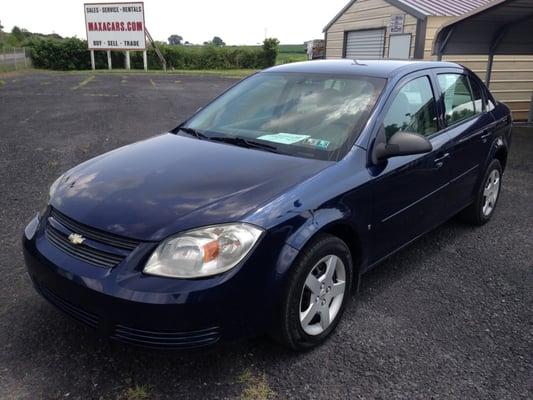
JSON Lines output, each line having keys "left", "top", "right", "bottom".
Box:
{"left": 0, "top": 48, "right": 31, "bottom": 71}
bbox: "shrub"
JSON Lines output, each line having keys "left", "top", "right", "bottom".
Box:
{"left": 27, "top": 37, "right": 279, "bottom": 71}
{"left": 261, "top": 38, "right": 280, "bottom": 68}
{"left": 28, "top": 37, "right": 91, "bottom": 70}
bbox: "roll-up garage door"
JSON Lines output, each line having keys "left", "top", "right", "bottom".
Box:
{"left": 344, "top": 29, "right": 385, "bottom": 59}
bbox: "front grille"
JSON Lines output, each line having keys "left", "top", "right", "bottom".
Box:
{"left": 111, "top": 325, "right": 220, "bottom": 349}
{"left": 38, "top": 285, "right": 99, "bottom": 328}
{"left": 45, "top": 207, "right": 140, "bottom": 268}
{"left": 46, "top": 225, "right": 124, "bottom": 268}
{"left": 49, "top": 208, "right": 140, "bottom": 250}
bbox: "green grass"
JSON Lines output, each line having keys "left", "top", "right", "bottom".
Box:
{"left": 238, "top": 369, "right": 276, "bottom": 400}
{"left": 278, "top": 44, "right": 306, "bottom": 53}
{"left": 0, "top": 63, "right": 30, "bottom": 73}
{"left": 276, "top": 52, "right": 308, "bottom": 65}
{"left": 42, "top": 68, "right": 257, "bottom": 78}
{"left": 162, "top": 68, "right": 256, "bottom": 78}
{"left": 118, "top": 384, "right": 151, "bottom": 400}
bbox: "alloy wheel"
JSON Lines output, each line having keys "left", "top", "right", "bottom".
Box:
{"left": 299, "top": 254, "right": 346, "bottom": 336}
{"left": 482, "top": 169, "right": 500, "bottom": 217}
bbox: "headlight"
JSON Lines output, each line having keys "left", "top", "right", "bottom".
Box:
{"left": 143, "top": 223, "right": 264, "bottom": 278}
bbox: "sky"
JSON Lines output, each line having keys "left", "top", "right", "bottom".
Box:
{"left": 1, "top": 0, "right": 349, "bottom": 45}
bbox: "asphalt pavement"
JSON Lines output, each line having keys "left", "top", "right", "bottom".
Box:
{"left": 0, "top": 71, "right": 531, "bottom": 399}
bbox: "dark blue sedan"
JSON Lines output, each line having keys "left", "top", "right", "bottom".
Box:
{"left": 23, "top": 60, "right": 512, "bottom": 350}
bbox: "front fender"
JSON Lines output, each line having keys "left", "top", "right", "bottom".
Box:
{"left": 286, "top": 207, "right": 349, "bottom": 250}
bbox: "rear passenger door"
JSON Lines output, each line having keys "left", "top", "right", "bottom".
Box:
{"left": 434, "top": 69, "right": 495, "bottom": 212}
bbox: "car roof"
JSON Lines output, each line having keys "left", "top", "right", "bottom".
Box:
{"left": 264, "top": 59, "right": 462, "bottom": 78}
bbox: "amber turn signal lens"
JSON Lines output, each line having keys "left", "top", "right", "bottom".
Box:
{"left": 203, "top": 240, "right": 220, "bottom": 263}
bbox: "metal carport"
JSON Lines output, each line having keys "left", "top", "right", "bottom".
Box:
{"left": 432, "top": 0, "right": 533, "bottom": 121}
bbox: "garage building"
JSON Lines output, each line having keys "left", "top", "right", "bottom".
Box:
{"left": 323, "top": 0, "right": 533, "bottom": 120}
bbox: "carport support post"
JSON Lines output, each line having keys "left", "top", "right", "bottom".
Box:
{"left": 107, "top": 50, "right": 112, "bottom": 70}
{"left": 143, "top": 50, "right": 148, "bottom": 71}
{"left": 527, "top": 93, "right": 533, "bottom": 124}
{"left": 125, "top": 51, "right": 131, "bottom": 70}
{"left": 485, "top": 52, "right": 494, "bottom": 89}
{"left": 90, "top": 50, "right": 95, "bottom": 70}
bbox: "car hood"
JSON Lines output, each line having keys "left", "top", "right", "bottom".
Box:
{"left": 50, "top": 133, "right": 332, "bottom": 241}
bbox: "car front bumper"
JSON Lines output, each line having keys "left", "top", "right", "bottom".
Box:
{"left": 23, "top": 213, "right": 291, "bottom": 350}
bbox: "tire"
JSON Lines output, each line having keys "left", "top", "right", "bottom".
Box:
{"left": 459, "top": 159, "right": 502, "bottom": 225}
{"left": 273, "top": 234, "right": 353, "bottom": 351}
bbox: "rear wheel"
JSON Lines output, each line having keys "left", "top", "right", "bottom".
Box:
{"left": 460, "top": 159, "right": 502, "bottom": 225}
{"left": 273, "top": 234, "right": 353, "bottom": 351}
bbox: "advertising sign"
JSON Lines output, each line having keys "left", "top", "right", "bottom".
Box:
{"left": 84, "top": 2, "right": 146, "bottom": 50}
{"left": 389, "top": 14, "right": 405, "bottom": 34}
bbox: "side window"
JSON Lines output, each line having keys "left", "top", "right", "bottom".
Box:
{"left": 383, "top": 76, "right": 438, "bottom": 140}
{"left": 468, "top": 76, "right": 485, "bottom": 113}
{"left": 437, "top": 74, "right": 476, "bottom": 125}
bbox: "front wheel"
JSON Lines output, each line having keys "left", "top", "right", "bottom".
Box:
{"left": 460, "top": 159, "right": 502, "bottom": 225}
{"left": 273, "top": 234, "right": 353, "bottom": 351}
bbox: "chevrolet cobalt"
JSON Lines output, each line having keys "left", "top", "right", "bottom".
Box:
{"left": 23, "top": 60, "right": 512, "bottom": 350}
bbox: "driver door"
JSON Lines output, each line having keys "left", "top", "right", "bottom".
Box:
{"left": 368, "top": 73, "right": 452, "bottom": 263}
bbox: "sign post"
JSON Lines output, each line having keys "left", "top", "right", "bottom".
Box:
{"left": 84, "top": 2, "right": 146, "bottom": 70}
{"left": 125, "top": 50, "right": 131, "bottom": 69}
{"left": 143, "top": 50, "right": 148, "bottom": 71}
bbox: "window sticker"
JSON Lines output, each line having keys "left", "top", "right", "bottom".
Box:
{"left": 257, "top": 133, "right": 310, "bottom": 145}
{"left": 303, "top": 138, "right": 330, "bottom": 150}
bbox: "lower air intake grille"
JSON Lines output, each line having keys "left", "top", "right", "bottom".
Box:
{"left": 111, "top": 325, "right": 220, "bottom": 349}
{"left": 38, "top": 285, "right": 99, "bottom": 328}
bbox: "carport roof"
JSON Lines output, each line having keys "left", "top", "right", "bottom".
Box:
{"left": 433, "top": 0, "right": 533, "bottom": 56}
{"left": 323, "top": 0, "right": 495, "bottom": 31}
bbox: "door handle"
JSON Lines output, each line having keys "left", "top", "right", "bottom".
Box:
{"left": 434, "top": 153, "right": 450, "bottom": 163}
{"left": 481, "top": 130, "right": 492, "bottom": 142}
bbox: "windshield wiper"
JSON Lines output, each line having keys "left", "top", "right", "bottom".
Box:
{"left": 178, "top": 126, "right": 208, "bottom": 139}
{"left": 209, "top": 136, "right": 279, "bottom": 153}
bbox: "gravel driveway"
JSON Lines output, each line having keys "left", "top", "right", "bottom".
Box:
{"left": 0, "top": 71, "right": 531, "bottom": 399}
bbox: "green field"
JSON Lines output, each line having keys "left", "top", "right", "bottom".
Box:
{"left": 278, "top": 44, "right": 306, "bottom": 53}
{"left": 276, "top": 43, "right": 307, "bottom": 65}
{"left": 169, "top": 43, "right": 308, "bottom": 65}
{"left": 276, "top": 52, "right": 308, "bottom": 65}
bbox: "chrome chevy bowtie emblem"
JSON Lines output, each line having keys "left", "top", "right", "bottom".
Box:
{"left": 68, "top": 233, "right": 85, "bottom": 245}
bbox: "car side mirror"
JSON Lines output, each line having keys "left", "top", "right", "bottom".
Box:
{"left": 372, "top": 130, "right": 432, "bottom": 163}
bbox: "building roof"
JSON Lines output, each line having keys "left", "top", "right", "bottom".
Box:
{"left": 323, "top": 0, "right": 496, "bottom": 32}
{"left": 433, "top": 0, "right": 533, "bottom": 56}
{"left": 398, "top": 0, "right": 495, "bottom": 17}
{"left": 264, "top": 59, "right": 461, "bottom": 78}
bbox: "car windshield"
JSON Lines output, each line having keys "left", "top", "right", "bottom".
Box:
{"left": 182, "top": 72, "right": 386, "bottom": 161}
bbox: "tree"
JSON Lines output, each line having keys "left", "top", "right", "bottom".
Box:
{"left": 11, "top": 26, "right": 31, "bottom": 42}
{"left": 211, "top": 36, "right": 225, "bottom": 47}
{"left": 261, "top": 37, "right": 279, "bottom": 67}
{"left": 0, "top": 20, "right": 4, "bottom": 32}
{"left": 11, "top": 26, "right": 22, "bottom": 40}
{"left": 168, "top": 34, "right": 183, "bottom": 45}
